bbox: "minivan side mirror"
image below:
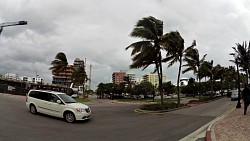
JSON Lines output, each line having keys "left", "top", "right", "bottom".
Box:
{"left": 56, "top": 100, "right": 62, "bottom": 104}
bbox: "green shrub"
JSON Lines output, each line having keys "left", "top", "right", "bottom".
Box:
{"left": 140, "top": 103, "right": 185, "bottom": 111}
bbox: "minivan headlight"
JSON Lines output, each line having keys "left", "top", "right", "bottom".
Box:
{"left": 76, "top": 108, "right": 85, "bottom": 112}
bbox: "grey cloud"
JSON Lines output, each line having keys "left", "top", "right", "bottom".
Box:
{"left": 1, "top": 0, "right": 250, "bottom": 89}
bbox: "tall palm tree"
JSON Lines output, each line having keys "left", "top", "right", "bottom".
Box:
{"left": 213, "top": 66, "right": 226, "bottom": 93}
{"left": 126, "top": 16, "right": 165, "bottom": 105}
{"left": 50, "top": 52, "right": 69, "bottom": 87}
{"left": 182, "top": 48, "right": 207, "bottom": 99}
{"left": 162, "top": 31, "right": 196, "bottom": 106}
{"left": 231, "top": 41, "right": 250, "bottom": 84}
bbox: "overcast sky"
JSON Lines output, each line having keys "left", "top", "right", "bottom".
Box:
{"left": 1, "top": 0, "right": 250, "bottom": 90}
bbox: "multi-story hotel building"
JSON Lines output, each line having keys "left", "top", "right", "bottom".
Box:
{"left": 52, "top": 65, "right": 74, "bottom": 86}
{"left": 112, "top": 71, "right": 126, "bottom": 84}
{"left": 52, "top": 58, "right": 86, "bottom": 86}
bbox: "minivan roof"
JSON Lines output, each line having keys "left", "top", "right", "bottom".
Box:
{"left": 29, "top": 89, "right": 66, "bottom": 95}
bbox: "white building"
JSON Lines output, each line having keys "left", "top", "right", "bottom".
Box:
{"left": 174, "top": 77, "right": 189, "bottom": 86}
{"left": 180, "top": 78, "right": 189, "bottom": 86}
{"left": 4, "top": 73, "right": 19, "bottom": 80}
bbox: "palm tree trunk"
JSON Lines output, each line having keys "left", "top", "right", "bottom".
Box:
{"left": 198, "top": 77, "right": 201, "bottom": 100}
{"left": 155, "top": 50, "right": 164, "bottom": 105}
{"left": 177, "top": 57, "right": 182, "bottom": 107}
{"left": 246, "top": 70, "right": 249, "bottom": 84}
{"left": 159, "top": 60, "right": 163, "bottom": 105}
{"left": 210, "top": 75, "right": 213, "bottom": 97}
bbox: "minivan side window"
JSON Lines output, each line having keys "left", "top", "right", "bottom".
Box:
{"left": 29, "top": 91, "right": 38, "bottom": 98}
{"left": 37, "top": 92, "right": 49, "bottom": 101}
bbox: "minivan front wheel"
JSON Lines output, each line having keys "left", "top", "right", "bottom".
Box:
{"left": 64, "top": 112, "right": 75, "bottom": 123}
{"left": 30, "top": 104, "right": 37, "bottom": 114}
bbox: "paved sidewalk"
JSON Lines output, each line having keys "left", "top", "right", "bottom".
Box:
{"left": 212, "top": 105, "right": 250, "bottom": 141}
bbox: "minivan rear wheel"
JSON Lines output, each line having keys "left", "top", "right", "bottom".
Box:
{"left": 64, "top": 112, "right": 75, "bottom": 123}
{"left": 30, "top": 104, "right": 37, "bottom": 114}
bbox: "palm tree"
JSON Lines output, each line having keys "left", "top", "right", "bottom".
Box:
{"left": 182, "top": 48, "right": 207, "bottom": 99}
{"left": 224, "top": 66, "right": 237, "bottom": 92}
{"left": 71, "top": 66, "right": 88, "bottom": 93}
{"left": 200, "top": 60, "right": 222, "bottom": 96}
{"left": 126, "top": 16, "right": 165, "bottom": 105}
{"left": 231, "top": 41, "right": 250, "bottom": 84}
{"left": 50, "top": 52, "right": 69, "bottom": 87}
{"left": 213, "top": 65, "right": 227, "bottom": 94}
{"left": 162, "top": 31, "right": 196, "bottom": 106}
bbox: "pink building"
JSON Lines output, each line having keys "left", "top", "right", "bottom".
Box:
{"left": 112, "top": 72, "right": 126, "bottom": 84}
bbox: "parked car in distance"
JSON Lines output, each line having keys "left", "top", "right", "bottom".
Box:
{"left": 26, "top": 89, "right": 91, "bottom": 123}
{"left": 202, "top": 91, "right": 212, "bottom": 96}
{"left": 231, "top": 90, "right": 239, "bottom": 101}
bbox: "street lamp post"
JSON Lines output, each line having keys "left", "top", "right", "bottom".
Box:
{"left": 0, "top": 21, "right": 27, "bottom": 35}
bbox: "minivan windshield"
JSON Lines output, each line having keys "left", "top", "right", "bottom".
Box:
{"left": 58, "top": 94, "right": 76, "bottom": 103}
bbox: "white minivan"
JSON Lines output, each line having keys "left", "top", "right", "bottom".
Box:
{"left": 26, "top": 89, "right": 91, "bottom": 123}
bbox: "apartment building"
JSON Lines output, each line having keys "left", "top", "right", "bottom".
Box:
{"left": 142, "top": 73, "right": 166, "bottom": 87}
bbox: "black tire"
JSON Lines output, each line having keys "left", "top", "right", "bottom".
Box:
{"left": 30, "top": 104, "right": 37, "bottom": 114}
{"left": 64, "top": 112, "right": 75, "bottom": 123}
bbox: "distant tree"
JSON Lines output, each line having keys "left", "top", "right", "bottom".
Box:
{"left": 224, "top": 66, "right": 237, "bottom": 91}
{"left": 131, "top": 82, "right": 154, "bottom": 98}
{"left": 200, "top": 60, "right": 222, "bottom": 96}
{"left": 123, "top": 76, "right": 133, "bottom": 94}
{"left": 71, "top": 65, "right": 88, "bottom": 93}
{"left": 162, "top": 81, "right": 175, "bottom": 95}
{"left": 50, "top": 52, "right": 69, "bottom": 87}
{"left": 182, "top": 48, "right": 206, "bottom": 99}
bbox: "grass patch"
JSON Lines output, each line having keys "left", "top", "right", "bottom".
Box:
{"left": 140, "top": 103, "right": 186, "bottom": 111}
{"left": 76, "top": 98, "right": 91, "bottom": 103}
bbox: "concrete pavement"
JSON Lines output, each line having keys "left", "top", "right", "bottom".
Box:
{"left": 7, "top": 92, "right": 250, "bottom": 140}
{"left": 207, "top": 103, "right": 250, "bottom": 141}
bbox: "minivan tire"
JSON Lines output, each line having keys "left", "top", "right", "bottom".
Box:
{"left": 30, "top": 104, "right": 37, "bottom": 114}
{"left": 64, "top": 112, "right": 75, "bottom": 123}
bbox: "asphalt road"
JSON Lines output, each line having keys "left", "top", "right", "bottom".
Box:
{"left": 0, "top": 94, "right": 236, "bottom": 141}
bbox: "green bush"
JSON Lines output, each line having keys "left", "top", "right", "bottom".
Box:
{"left": 140, "top": 103, "right": 186, "bottom": 111}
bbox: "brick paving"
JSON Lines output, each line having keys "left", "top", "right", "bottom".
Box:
{"left": 213, "top": 105, "right": 250, "bottom": 141}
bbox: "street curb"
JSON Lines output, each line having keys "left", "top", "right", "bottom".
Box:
{"left": 134, "top": 105, "right": 190, "bottom": 114}
{"left": 205, "top": 107, "right": 235, "bottom": 141}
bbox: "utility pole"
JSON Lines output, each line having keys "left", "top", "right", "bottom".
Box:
{"left": 88, "top": 64, "right": 92, "bottom": 91}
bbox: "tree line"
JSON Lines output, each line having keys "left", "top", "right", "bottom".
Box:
{"left": 49, "top": 16, "right": 249, "bottom": 107}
